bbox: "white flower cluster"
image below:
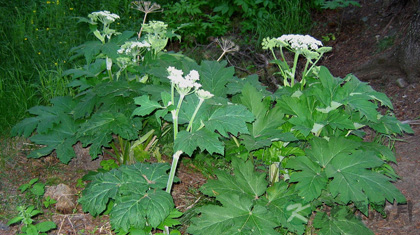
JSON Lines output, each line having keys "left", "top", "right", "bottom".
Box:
{"left": 167, "top": 67, "right": 201, "bottom": 90}
{"left": 117, "top": 41, "right": 151, "bottom": 55}
{"left": 88, "top": 11, "right": 120, "bottom": 25}
{"left": 196, "top": 89, "right": 214, "bottom": 100}
{"left": 278, "top": 34, "right": 323, "bottom": 51}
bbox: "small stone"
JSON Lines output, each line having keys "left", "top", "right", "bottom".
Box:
{"left": 396, "top": 78, "right": 408, "bottom": 88}
{"left": 44, "top": 184, "right": 76, "bottom": 214}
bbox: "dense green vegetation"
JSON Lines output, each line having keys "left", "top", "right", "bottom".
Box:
{"left": 3, "top": 1, "right": 411, "bottom": 234}
{"left": 0, "top": 0, "right": 319, "bottom": 134}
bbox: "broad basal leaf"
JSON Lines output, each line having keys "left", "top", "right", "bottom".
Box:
{"left": 371, "top": 115, "right": 413, "bottom": 135}
{"left": 133, "top": 95, "right": 163, "bottom": 117}
{"left": 226, "top": 74, "right": 270, "bottom": 97}
{"left": 240, "top": 83, "right": 286, "bottom": 138}
{"left": 266, "top": 182, "right": 311, "bottom": 235}
{"left": 188, "top": 194, "right": 279, "bottom": 235}
{"left": 201, "top": 158, "right": 267, "bottom": 201}
{"left": 80, "top": 162, "right": 173, "bottom": 231}
{"left": 79, "top": 169, "right": 125, "bottom": 216}
{"left": 110, "top": 190, "right": 174, "bottom": 231}
{"left": 205, "top": 104, "right": 254, "bottom": 137}
{"left": 313, "top": 206, "right": 373, "bottom": 235}
{"left": 77, "top": 111, "right": 138, "bottom": 158}
{"left": 28, "top": 115, "right": 77, "bottom": 163}
{"left": 286, "top": 156, "right": 328, "bottom": 201}
{"left": 11, "top": 96, "right": 75, "bottom": 137}
{"left": 174, "top": 129, "right": 224, "bottom": 156}
{"left": 306, "top": 137, "right": 360, "bottom": 168}
{"left": 199, "top": 60, "right": 234, "bottom": 97}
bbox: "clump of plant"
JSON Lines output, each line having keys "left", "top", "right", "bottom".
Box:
{"left": 7, "top": 205, "right": 56, "bottom": 235}
{"left": 8, "top": 179, "right": 56, "bottom": 235}
{"left": 187, "top": 34, "right": 412, "bottom": 234}
{"left": 11, "top": 5, "right": 413, "bottom": 235}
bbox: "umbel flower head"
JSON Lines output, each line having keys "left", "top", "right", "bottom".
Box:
{"left": 131, "top": 1, "right": 162, "bottom": 14}
{"left": 278, "top": 34, "right": 323, "bottom": 51}
{"left": 167, "top": 67, "right": 201, "bottom": 95}
{"left": 117, "top": 41, "right": 151, "bottom": 61}
{"left": 262, "top": 34, "right": 324, "bottom": 53}
{"left": 196, "top": 89, "right": 214, "bottom": 100}
{"left": 88, "top": 10, "right": 120, "bottom": 25}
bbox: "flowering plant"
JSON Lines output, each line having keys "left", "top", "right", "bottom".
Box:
{"left": 262, "top": 34, "right": 332, "bottom": 88}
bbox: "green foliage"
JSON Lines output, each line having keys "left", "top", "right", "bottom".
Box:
{"left": 313, "top": 0, "right": 361, "bottom": 9}
{"left": 79, "top": 162, "right": 177, "bottom": 233}
{"left": 7, "top": 205, "right": 57, "bottom": 235}
{"left": 188, "top": 158, "right": 310, "bottom": 234}
{"left": 162, "top": 0, "right": 229, "bottom": 44}
{"left": 9, "top": 6, "right": 413, "bottom": 235}
{"left": 9, "top": 179, "right": 56, "bottom": 235}
{"left": 287, "top": 137, "right": 405, "bottom": 209}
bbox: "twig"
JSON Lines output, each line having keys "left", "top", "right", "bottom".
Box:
{"left": 185, "top": 196, "right": 202, "bottom": 211}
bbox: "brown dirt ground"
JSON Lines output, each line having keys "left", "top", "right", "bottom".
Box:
{"left": 1, "top": 1, "right": 419, "bottom": 234}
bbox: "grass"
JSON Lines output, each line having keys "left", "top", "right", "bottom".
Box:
{"left": 0, "top": 0, "right": 139, "bottom": 135}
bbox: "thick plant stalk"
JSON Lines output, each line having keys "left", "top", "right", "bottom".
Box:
{"left": 187, "top": 99, "right": 204, "bottom": 132}
{"left": 166, "top": 150, "right": 183, "bottom": 193}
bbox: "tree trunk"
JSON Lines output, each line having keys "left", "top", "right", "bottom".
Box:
{"left": 398, "top": 0, "right": 420, "bottom": 83}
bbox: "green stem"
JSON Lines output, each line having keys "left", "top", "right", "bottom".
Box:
{"left": 291, "top": 52, "right": 300, "bottom": 87}
{"left": 305, "top": 53, "right": 324, "bottom": 77}
{"left": 301, "top": 60, "right": 311, "bottom": 90}
{"left": 270, "top": 48, "right": 288, "bottom": 86}
{"left": 187, "top": 98, "right": 204, "bottom": 132}
{"left": 172, "top": 94, "right": 185, "bottom": 140}
{"left": 166, "top": 150, "right": 183, "bottom": 193}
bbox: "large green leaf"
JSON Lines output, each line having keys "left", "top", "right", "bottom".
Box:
{"left": 313, "top": 206, "right": 373, "bottom": 235}
{"left": 265, "top": 182, "right": 311, "bottom": 234}
{"left": 110, "top": 190, "right": 174, "bottom": 231}
{"left": 201, "top": 158, "right": 267, "bottom": 201}
{"left": 79, "top": 169, "right": 125, "bottom": 216}
{"left": 286, "top": 156, "right": 328, "bottom": 201}
{"left": 199, "top": 60, "right": 234, "bottom": 97}
{"left": 77, "top": 111, "right": 138, "bottom": 158}
{"left": 205, "top": 104, "right": 254, "bottom": 137}
{"left": 28, "top": 115, "right": 77, "bottom": 163}
{"left": 11, "top": 96, "right": 75, "bottom": 137}
{"left": 240, "top": 83, "right": 286, "bottom": 138}
{"left": 226, "top": 74, "right": 270, "bottom": 97}
{"left": 133, "top": 95, "right": 163, "bottom": 117}
{"left": 174, "top": 129, "right": 224, "bottom": 156}
{"left": 287, "top": 137, "right": 405, "bottom": 209}
{"left": 80, "top": 162, "right": 173, "bottom": 231}
{"left": 188, "top": 194, "right": 279, "bottom": 235}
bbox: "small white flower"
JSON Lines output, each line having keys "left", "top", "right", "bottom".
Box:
{"left": 88, "top": 10, "right": 120, "bottom": 25}
{"left": 196, "top": 89, "right": 214, "bottom": 100}
{"left": 167, "top": 67, "right": 202, "bottom": 95}
{"left": 185, "top": 70, "right": 200, "bottom": 82}
{"left": 278, "top": 34, "right": 323, "bottom": 51}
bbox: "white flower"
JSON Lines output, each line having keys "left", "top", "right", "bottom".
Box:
{"left": 117, "top": 41, "right": 151, "bottom": 62}
{"left": 167, "top": 67, "right": 201, "bottom": 95}
{"left": 278, "top": 34, "right": 323, "bottom": 51}
{"left": 196, "top": 89, "right": 214, "bottom": 100}
{"left": 88, "top": 11, "right": 120, "bottom": 25}
{"left": 185, "top": 70, "right": 200, "bottom": 82}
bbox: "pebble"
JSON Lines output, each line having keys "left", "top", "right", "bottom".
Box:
{"left": 396, "top": 78, "right": 408, "bottom": 88}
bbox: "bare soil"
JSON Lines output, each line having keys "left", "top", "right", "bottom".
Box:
{"left": 1, "top": 1, "right": 419, "bottom": 234}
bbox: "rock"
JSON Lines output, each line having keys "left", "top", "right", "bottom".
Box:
{"left": 44, "top": 184, "right": 76, "bottom": 214}
{"left": 396, "top": 78, "right": 408, "bottom": 88}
